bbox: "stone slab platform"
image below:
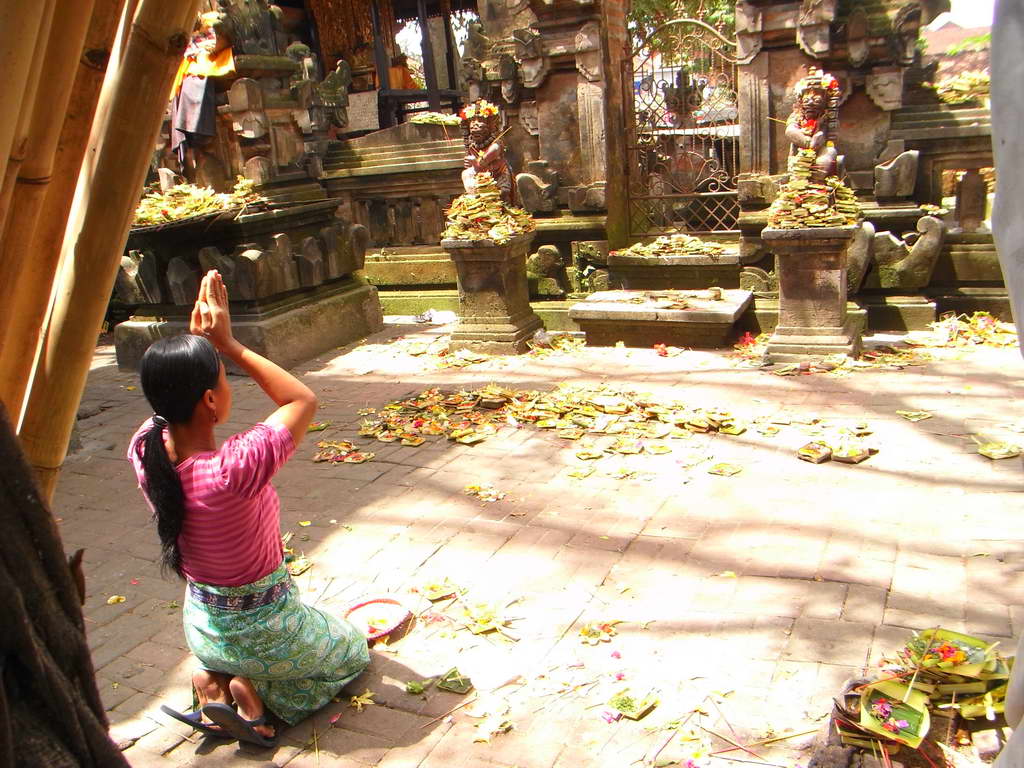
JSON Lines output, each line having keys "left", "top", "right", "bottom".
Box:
{"left": 569, "top": 288, "right": 752, "bottom": 347}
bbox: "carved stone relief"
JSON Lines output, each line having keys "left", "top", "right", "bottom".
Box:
{"left": 519, "top": 101, "right": 539, "bottom": 135}
{"left": 575, "top": 21, "right": 602, "bottom": 82}
{"left": 845, "top": 8, "right": 870, "bottom": 68}
{"left": 513, "top": 28, "right": 549, "bottom": 88}
{"left": 866, "top": 215, "right": 946, "bottom": 289}
{"left": 796, "top": 0, "right": 837, "bottom": 59}
{"left": 734, "top": 2, "right": 763, "bottom": 64}
{"left": 866, "top": 68, "right": 904, "bottom": 111}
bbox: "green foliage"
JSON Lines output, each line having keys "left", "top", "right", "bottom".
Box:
{"left": 946, "top": 32, "right": 991, "bottom": 56}
{"left": 627, "top": 0, "right": 735, "bottom": 56}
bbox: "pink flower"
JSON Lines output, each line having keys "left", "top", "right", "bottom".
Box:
{"left": 611, "top": 651, "right": 622, "bottom": 659}
{"left": 601, "top": 710, "right": 622, "bottom": 723}
{"left": 615, "top": 672, "right": 626, "bottom": 681}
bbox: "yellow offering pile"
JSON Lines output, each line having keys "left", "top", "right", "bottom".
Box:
{"left": 410, "top": 112, "right": 461, "bottom": 125}
{"left": 133, "top": 176, "right": 265, "bottom": 227}
{"left": 611, "top": 233, "right": 727, "bottom": 259}
{"left": 442, "top": 172, "right": 535, "bottom": 244}
{"left": 934, "top": 70, "right": 990, "bottom": 105}
{"left": 766, "top": 148, "right": 861, "bottom": 229}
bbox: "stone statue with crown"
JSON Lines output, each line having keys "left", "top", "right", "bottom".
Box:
{"left": 460, "top": 100, "right": 513, "bottom": 204}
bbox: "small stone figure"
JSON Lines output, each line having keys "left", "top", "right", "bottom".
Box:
{"left": 463, "top": 20, "right": 491, "bottom": 62}
{"left": 460, "top": 100, "right": 513, "bottom": 204}
{"left": 286, "top": 42, "right": 319, "bottom": 84}
{"left": 784, "top": 68, "right": 841, "bottom": 181}
{"left": 318, "top": 59, "right": 352, "bottom": 136}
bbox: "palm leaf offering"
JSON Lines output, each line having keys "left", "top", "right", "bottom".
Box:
{"left": 933, "top": 70, "right": 990, "bottom": 105}
{"left": 442, "top": 172, "right": 535, "bottom": 244}
{"left": 906, "top": 311, "right": 1018, "bottom": 348}
{"left": 607, "top": 688, "right": 658, "bottom": 720}
{"left": 458, "top": 600, "right": 519, "bottom": 639}
{"left": 858, "top": 681, "right": 929, "bottom": 749}
{"left": 976, "top": 441, "right": 1021, "bottom": 460}
{"left": 767, "top": 148, "right": 861, "bottom": 229}
{"left": 902, "top": 628, "right": 998, "bottom": 679}
{"left": 611, "top": 233, "right": 728, "bottom": 260}
{"left": 133, "top": 176, "right": 265, "bottom": 227}
{"left": 312, "top": 440, "right": 375, "bottom": 464}
{"left": 410, "top": 111, "right": 461, "bottom": 125}
{"left": 419, "top": 579, "right": 465, "bottom": 601}
{"left": 437, "top": 667, "right": 474, "bottom": 694}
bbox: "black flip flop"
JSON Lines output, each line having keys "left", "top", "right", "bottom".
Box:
{"left": 159, "top": 704, "right": 229, "bottom": 738}
{"left": 201, "top": 701, "right": 277, "bottom": 747}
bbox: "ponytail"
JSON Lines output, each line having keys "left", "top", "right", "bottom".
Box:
{"left": 135, "top": 421, "right": 186, "bottom": 577}
{"left": 137, "top": 334, "right": 221, "bottom": 579}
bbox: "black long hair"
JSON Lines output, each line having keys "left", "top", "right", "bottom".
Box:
{"left": 134, "top": 334, "right": 221, "bottom": 578}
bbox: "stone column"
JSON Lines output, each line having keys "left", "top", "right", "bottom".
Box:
{"left": 442, "top": 233, "right": 543, "bottom": 354}
{"left": 762, "top": 226, "right": 863, "bottom": 361}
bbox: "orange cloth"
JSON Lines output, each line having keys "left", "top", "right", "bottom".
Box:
{"left": 170, "top": 47, "right": 236, "bottom": 99}
{"left": 387, "top": 64, "right": 418, "bottom": 90}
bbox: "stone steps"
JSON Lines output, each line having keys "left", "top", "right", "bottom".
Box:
{"left": 322, "top": 156, "right": 464, "bottom": 178}
{"left": 324, "top": 140, "right": 463, "bottom": 165}
{"left": 325, "top": 141, "right": 463, "bottom": 162}
{"left": 890, "top": 104, "right": 991, "bottom": 140}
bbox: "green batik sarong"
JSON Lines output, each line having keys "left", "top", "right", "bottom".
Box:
{"left": 183, "top": 562, "right": 370, "bottom": 725}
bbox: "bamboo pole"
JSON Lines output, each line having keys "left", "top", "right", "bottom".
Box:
{"left": 19, "top": 0, "right": 201, "bottom": 502}
{"left": 0, "top": 0, "right": 57, "bottom": 236}
{"left": 0, "top": 0, "right": 51, "bottom": 191}
{"left": 0, "top": 0, "right": 103, "bottom": 415}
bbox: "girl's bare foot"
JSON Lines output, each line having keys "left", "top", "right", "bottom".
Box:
{"left": 228, "top": 676, "right": 275, "bottom": 739}
{"left": 192, "top": 668, "right": 233, "bottom": 728}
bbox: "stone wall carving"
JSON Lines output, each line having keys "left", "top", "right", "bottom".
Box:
{"left": 513, "top": 28, "right": 548, "bottom": 89}
{"left": 865, "top": 215, "right": 946, "bottom": 289}
{"left": 516, "top": 160, "right": 560, "bottom": 213}
{"left": 115, "top": 208, "right": 369, "bottom": 306}
{"left": 519, "top": 101, "right": 539, "bottom": 135}
{"left": 735, "top": 2, "right": 763, "bottom": 64}
{"left": 874, "top": 149, "right": 919, "bottom": 198}
{"left": 574, "top": 21, "right": 602, "bottom": 82}
{"left": 796, "top": 0, "right": 837, "bottom": 59}
{"left": 866, "top": 68, "right": 903, "bottom": 111}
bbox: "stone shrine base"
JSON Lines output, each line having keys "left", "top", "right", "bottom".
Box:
{"left": 443, "top": 234, "right": 544, "bottom": 356}
{"left": 761, "top": 226, "right": 860, "bottom": 364}
{"left": 568, "top": 289, "right": 753, "bottom": 348}
{"left": 763, "top": 316, "right": 866, "bottom": 362}
{"left": 114, "top": 279, "right": 383, "bottom": 372}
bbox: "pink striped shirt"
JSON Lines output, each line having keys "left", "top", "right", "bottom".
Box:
{"left": 128, "top": 419, "right": 295, "bottom": 586}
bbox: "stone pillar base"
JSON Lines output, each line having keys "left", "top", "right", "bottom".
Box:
{"left": 761, "top": 225, "right": 860, "bottom": 363}
{"left": 443, "top": 233, "right": 543, "bottom": 355}
{"left": 765, "top": 315, "right": 865, "bottom": 362}
{"left": 449, "top": 309, "right": 544, "bottom": 355}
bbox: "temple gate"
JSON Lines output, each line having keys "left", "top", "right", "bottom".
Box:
{"left": 623, "top": 20, "right": 741, "bottom": 238}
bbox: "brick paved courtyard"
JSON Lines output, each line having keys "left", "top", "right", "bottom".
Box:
{"left": 56, "top": 322, "right": 1024, "bottom": 767}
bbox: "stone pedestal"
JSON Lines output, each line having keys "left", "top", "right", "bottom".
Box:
{"left": 762, "top": 226, "right": 862, "bottom": 361}
{"left": 442, "top": 233, "right": 544, "bottom": 354}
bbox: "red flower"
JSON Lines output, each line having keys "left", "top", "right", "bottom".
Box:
{"left": 654, "top": 343, "right": 668, "bottom": 357}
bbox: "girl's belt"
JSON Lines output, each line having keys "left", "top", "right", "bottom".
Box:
{"left": 187, "top": 579, "right": 290, "bottom": 611}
